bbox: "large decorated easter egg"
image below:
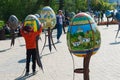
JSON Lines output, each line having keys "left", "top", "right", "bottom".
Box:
{"left": 24, "top": 15, "right": 41, "bottom": 32}
{"left": 34, "top": 14, "right": 40, "bottom": 19}
{"left": 105, "top": 10, "right": 112, "bottom": 18}
{"left": 8, "top": 15, "right": 19, "bottom": 30}
{"left": 39, "top": 6, "right": 56, "bottom": 29}
{"left": 67, "top": 12, "right": 101, "bottom": 57}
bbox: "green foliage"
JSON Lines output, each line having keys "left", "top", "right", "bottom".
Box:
{"left": 0, "top": 20, "right": 5, "bottom": 30}
{"left": 90, "top": 0, "right": 115, "bottom": 11}
{"left": 0, "top": 0, "right": 116, "bottom": 23}
{"left": 0, "top": 0, "right": 43, "bottom": 22}
{"left": 49, "top": 0, "right": 59, "bottom": 13}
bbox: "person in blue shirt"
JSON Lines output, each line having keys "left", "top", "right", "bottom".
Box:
{"left": 56, "top": 10, "right": 65, "bottom": 43}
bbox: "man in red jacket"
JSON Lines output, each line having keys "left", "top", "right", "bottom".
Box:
{"left": 21, "top": 25, "right": 42, "bottom": 76}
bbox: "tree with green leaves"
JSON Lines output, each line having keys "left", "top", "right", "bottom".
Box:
{"left": 0, "top": 0, "right": 116, "bottom": 23}
{"left": 0, "top": 0, "right": 43, "bottom": 22}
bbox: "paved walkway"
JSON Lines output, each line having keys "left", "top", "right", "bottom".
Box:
{"left": 0, "top": 24, "right": 120, "bottom": 80}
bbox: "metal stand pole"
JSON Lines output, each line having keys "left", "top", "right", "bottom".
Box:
{"left": 115, "top": 22, "right": 120, "bottom": 39}
{"left": 41, "top": 27, "right": 57, "bottom": 54}
{"left": 107, "top": 18, "right": 109, "bottom": 27}
{"left": 74, "top": 51, "right": 92, "bottom": 80}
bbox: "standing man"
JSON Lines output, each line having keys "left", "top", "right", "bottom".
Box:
{"left": 100, "top": 11, "right": 104, "bottom": 22}
{"left": 56, "top": 10, "right": 65, "bottom": 43}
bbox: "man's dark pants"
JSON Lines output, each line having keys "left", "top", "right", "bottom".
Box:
{"left": 26, "top": 49, "right": 36, "bottom": 73}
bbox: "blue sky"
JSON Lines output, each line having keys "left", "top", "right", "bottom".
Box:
{"left": 68, "top": 24, "right": 96, "bottom": 34}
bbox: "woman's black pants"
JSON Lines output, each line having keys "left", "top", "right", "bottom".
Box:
{"left": 26, "top": 48, "right": 36, "bottom": 73}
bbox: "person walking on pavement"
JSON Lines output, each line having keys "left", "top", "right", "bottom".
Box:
{"left": 20, "top": 25, "right": 42, "bottom": 76}
{"left": 56, "top": 10, "right": 65, "bottom": 43}
{"left": 100, "top": 11, "right": 104, "bottom": 22}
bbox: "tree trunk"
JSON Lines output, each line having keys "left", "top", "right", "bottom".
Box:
{"left": 59, "top": 0, "right": 64, "bottom": 10}
{"left": 44, "top": 0, "right": 50, "bottom": 6}
{"left": 31, "top": 0, "right": 43, "bottom": 13}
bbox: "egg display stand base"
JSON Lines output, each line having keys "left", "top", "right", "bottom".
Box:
{"left": 10, "top": 30, "right": 15, "bottom": 47}
{"left": 74, "top": 52, "right": 92, "bottom": 80}
{"left": 0, "top": 29, "right": 6, "bottom": 40}
{"left": 41, "top": 27, "right": 57, "bottom": 54}
{"left": 106, "top": 18, "right": 109, "bottom": 27}
{"left": 106, "top": 17, "right": 114, "bottom": 27}
{"left": 36, "top": 36, "right": 43, "bottom": 71}
{"left": 115, "top": 23, "right": 120, "bottom": 39}
{"left": 63, "top": 22, "right": 66, "bottom": 34}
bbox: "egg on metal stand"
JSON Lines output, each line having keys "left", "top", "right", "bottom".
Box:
{"left": 39, "top": 6, "right": 57, "bottom": 53}
{"left": 67, "top": 12, "right": 101, "bottom": 80}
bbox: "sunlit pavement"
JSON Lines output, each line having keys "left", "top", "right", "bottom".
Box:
{"left": 0, "top": 24, "right": 120, "bottom": 80}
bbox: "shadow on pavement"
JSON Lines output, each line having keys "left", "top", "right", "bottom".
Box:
{"left": 19, "top": 44, "right": 25, "bottom": 47}
{"left": 18, "top": 52, "right": 55, "bottom": 63}
{"left": 41, "top": 52, "right": 55, "bottom": 58}
{"left": 18, "top": 59, "right": 26, "bottom": 63}
{"left": 0, "top": 48, "right": 11, "bottom": 53}
{"left": 44, "top": 41, "right": 61, "bottom": 47}
{"left": 110, "top": 41, "right": 120, "bottom": 45}
{"left": 15, "top": 73, "right": 34, "bottom": 80}
{"left": 18, "top": 58, "right": 32, "bottom": 63}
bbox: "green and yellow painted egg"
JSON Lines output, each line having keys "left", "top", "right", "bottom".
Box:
{"left": 39, "top": 6, "right": 56, "bottom": 29}
{"left": 24, "top": 15, "right": 41, "bottom": 32}
{"left": 67, "top": 12, "right": 101, "bottom": 57}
